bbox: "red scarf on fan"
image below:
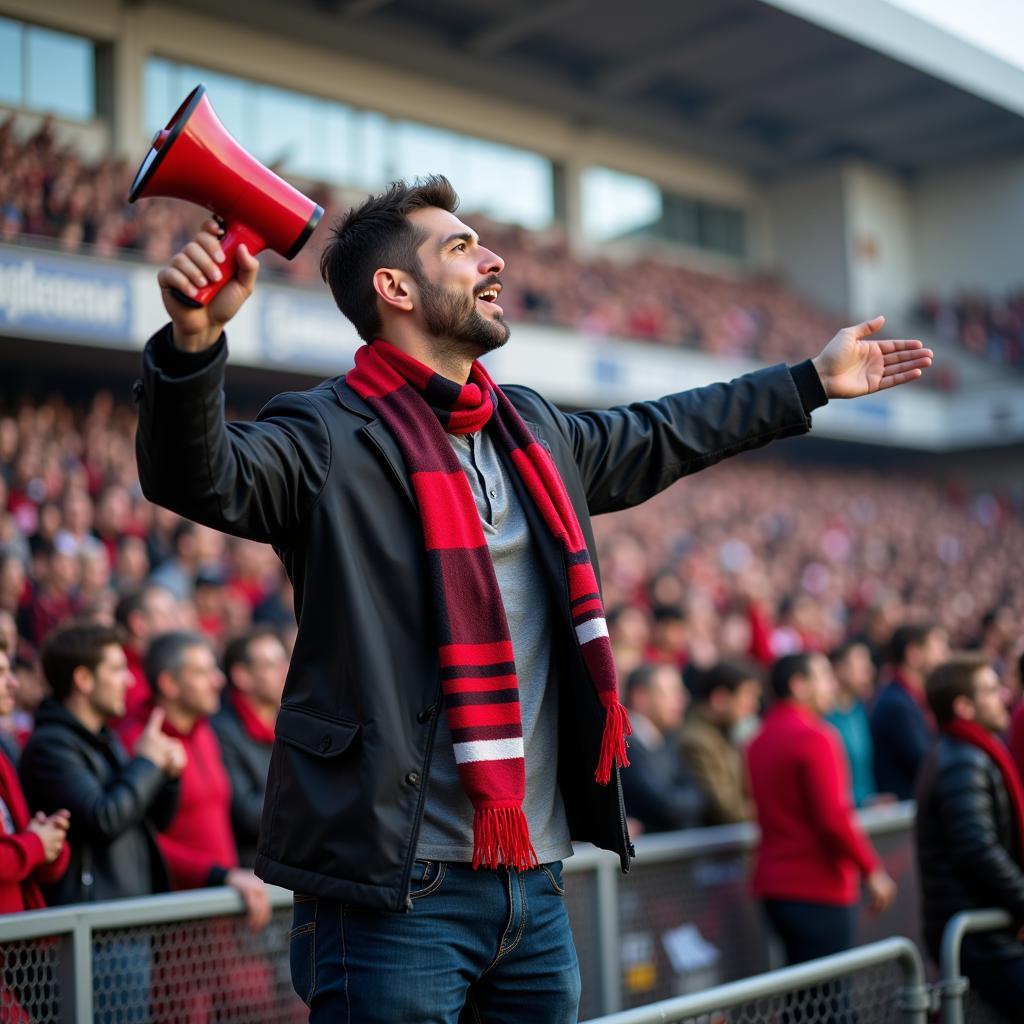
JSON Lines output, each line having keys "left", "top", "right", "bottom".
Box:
{"left": 228, "top": 688, "right": 277, "bottom": 745}
{"left": 348, "top": 339, "right": 630, "bottom": 871}
{"left": 945, "top": 718, "right": 1024, "bottom": 867}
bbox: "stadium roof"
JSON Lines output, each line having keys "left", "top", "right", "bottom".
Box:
{"left": 178, "top": 0, "right": 1024, "bottom": 177}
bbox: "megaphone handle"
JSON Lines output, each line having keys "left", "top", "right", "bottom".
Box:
{"left": 169, "top": 221, "right": 266, "bottom": 309}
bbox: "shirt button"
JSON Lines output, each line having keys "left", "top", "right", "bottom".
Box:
{"left": 489, "top": 489, "right": 497, "bottom": 498}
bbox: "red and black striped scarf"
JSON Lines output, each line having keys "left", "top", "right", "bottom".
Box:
{"left": 348, "top": 338, "right": 630, "bottom": 871}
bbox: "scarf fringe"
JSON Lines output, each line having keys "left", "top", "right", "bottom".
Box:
{"left": 595, "top": 699, "right": 632, "bottom": 785}
{"left": 472, "top": 806, "right": 538, "bottom": 871}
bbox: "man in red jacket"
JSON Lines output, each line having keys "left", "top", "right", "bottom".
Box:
{"left": 0, "top": 634, "right": 70, "bottom": 914}
{"left": 747, "top": 652, "right": 895, "bottom": 965}
{"left": 0, "top": 634, "right": 71, "bottom": 1024}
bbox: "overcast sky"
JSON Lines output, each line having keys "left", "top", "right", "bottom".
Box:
{"left": 886, "top": 0, "right": 1024, "bottom": 70}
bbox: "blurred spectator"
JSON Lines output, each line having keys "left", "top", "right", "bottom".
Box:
{"left": 645, "top": 604, "right": 689, "bottom": 673}
{"left": 620, "top": 663, "right": 707, "bottom": 835}
{"left": 114, "top": 584, "right": 181, "bottom": 721}
{"left": 972, "top": 606, "right": 1018, "bottom": 679}
{"left": 919, "top": 290, "right": 1024, "bottom": 370}
{"left": 825, "top": 642, "right": 880, "bottom": 808}
{"left": 213, "top": 628, "right": 288, "bottom": 867}
{"left": 607, "top": 604, "right": 651, "bottom": 681}
{"left": 121, "top": 632, "right": 270, "bottom": 931}
{"left": 871, "top": 624, "right": 949, "bottom": 800}
{"left": 747, "top": 653, "right": 895, "bottom": 967}
{"left": 1010, "top": 649, "right": 1024, "bottom": 782}
{"left": 916, "top": 653, "right": 1024, "bottom": 1022}
{"left": 680, "top": 660, "right": 761, "bottom": 825}
{"left": 0, "top": 633, "right": 70, "bottom": 914}
{"left": 19, "top": 620, "right": 183, "bottom": 905}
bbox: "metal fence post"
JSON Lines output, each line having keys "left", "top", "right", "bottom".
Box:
{"left": 939, "top": 908, "right": 1012, "bottom": 1024}
{"left": 54, "top": 919, "right": 92, "bottom": 1024}
{"left": 595, "top": 857, "right": 622, "bottom": 1016}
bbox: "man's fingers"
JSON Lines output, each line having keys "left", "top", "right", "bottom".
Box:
{"left": 877, "top": 368, "right": 923, "bottom": 390}
{"left": 235, "top": 244, "right": 260, "bottom": 291}
{"left": 851, "top": 315, "right": 885, "bottom": 339}
{"left": 145, "top": 706, "right": 166, "bottom": 734}
{"left": 875, "top": 338, "right": 926, "bottom": 355}
{"left": 882, "top": 355, "right": 932, "bottom": 375}
{"left": 182, "top": 240, "right": 224, "bottom": 285}
{"left": 882, "top": 345, "right": 931, "bottom": 363}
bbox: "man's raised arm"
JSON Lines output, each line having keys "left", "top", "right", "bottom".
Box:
{"left": 135, "top": 222, "right": 331, "bottom": 544}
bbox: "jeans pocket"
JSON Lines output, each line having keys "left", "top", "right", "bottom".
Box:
{"left": 409, "top": 859, "right": 448, "bottom": 902}
{"left": 539, "top": 861, "right": 566, "bottom": 896}
{"left": 289, "top": 895, "right": 317, "bottom": 1005}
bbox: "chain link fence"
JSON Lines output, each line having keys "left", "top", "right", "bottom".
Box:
{"left": 0, "top": 936, "right": 63, "bottom": 1023}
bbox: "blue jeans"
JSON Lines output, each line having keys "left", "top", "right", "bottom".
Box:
{"left": 289, "top": 860, "right": 581, "bottom": 1023}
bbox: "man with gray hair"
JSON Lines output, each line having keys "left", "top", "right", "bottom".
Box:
{"left": 117, "top": 630, "right": 271, "bottom": 930}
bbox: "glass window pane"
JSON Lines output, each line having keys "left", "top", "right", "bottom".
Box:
{"left": 0, "top": 18, "right": 22, "bottom": 106}
{"left": 352, "top": 110, "right": 391, "bottom": 188}
{"left": 323, "top": 102, "right": 355, "bottom": 185}
{"left": 256, "top": 85, "right": 316, "bottom": 173}
{"left": 26, "top": 25, "right": 94, "bottom": 120}
{"left": 144, "top": 58, "right": 174, "bottom": 133}
{"left": 582, "top": 167, "right": 661, "bottom": 242}
{"left": 700, "top": 203, "right": 746, "bottom": 258}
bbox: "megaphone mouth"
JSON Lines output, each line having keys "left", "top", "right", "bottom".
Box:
{"left": 129, "top": 83, "right": 208, "bottom": 203}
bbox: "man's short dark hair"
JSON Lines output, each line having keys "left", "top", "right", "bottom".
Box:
{"left": 889, "top": 623, "right": 936, "bottom": 666}
{"left": 926, "top": 653, "right": 990, "bottom": 726}
{"left": 696, "top": 660, "right": 760, "bottom": 702}
{"left": 144, "top": 631, "right": 208, "bottom": 690}
{"left": 319, "top": 175, "right": 460, "bottom": 343}
{"left": 222, "top": 626, "right": 284, "bottom": 682}
{"left": 114, "top": 586, "right": 164, "bottom": 634}
{"left": 42, "top": 620, "right": 123, "bottom": 702}
{"left": 769, "top": 652, "right": 813, "bottom": 701}
{"left": 652, "top": 604, "right": 685, "bottom": 625}
{"left": 625, "top": 663, "right": 660, "bottom": 704}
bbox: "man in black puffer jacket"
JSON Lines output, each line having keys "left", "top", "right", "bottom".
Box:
{"left": 916, "top": 652, "right": 1024, "bottom": 1022}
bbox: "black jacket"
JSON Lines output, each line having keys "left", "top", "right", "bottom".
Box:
{"left": 19, "top": 699, "right": 178, "bottom": 904}
{"left": 136, "top": 326, "right": 822, "bottom": 911}
{"left": 916, "top": 734, "right": 1024, "bottom": 962}
{"left": 620, "top": 715, "right": 707, "bottom": 833}
{"left": 211, "top": 698, "right": 273, "bottom": 868}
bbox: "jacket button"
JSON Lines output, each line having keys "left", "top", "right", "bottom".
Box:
{"left": 405, "top": 771, "right": 420, "bottom": 787}
{"left": 416, "top": 705, "right": 435, "bottom": 724}
{"left": 318, "top": 735, "right": 332, "bottom": 753}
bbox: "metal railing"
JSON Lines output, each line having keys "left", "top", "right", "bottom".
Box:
{"left": 0, "top": 802, "right": 918, "bottom": 1022}
{"left": 938, "top": 908, "right": 1014, "bottom": 1024}
{"left": 581, "top": 936, "right": 930, "bottom": 1023}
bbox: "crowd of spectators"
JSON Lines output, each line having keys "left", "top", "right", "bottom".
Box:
{"left": 918, "top": 291, "right": 1024, "bottom": 370}
{"left": 0, "top": 112, "right": 907, "bottom": 372}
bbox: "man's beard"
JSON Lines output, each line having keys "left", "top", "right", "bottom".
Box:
{"left": 416, "top": 276, "right": 511, "bottom": 355}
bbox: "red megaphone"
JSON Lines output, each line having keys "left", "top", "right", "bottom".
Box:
{"left": 129, "top": 84, "right": 323, "bottom": 308}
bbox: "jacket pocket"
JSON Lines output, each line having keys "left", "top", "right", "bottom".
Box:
{"left": 275, "top": 705, "right": 360, "bottom": 758}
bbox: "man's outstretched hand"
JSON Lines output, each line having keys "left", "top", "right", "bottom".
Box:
{"left": 812, "top": 316, "right": 933, "bottom": 399}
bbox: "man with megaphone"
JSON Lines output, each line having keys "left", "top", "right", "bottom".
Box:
{"left": 136, "top": 174, "right": 932, "bottom": 1023}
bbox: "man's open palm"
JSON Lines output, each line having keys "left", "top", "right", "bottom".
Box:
{"left": 812, "top": 315, "right": 933, "bottom": 399}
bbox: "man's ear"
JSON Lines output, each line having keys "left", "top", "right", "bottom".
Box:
{"left": 372, "top": 268, "right": 415, "bottom": 313}
{"left": 154, "top": 670, "right": 178, "bottom": 704}
{"left": 71, "top": 664, "right": 94, "bottom": 697}
{"left": 952, "top": 694, "right": 976, "bottom": 721}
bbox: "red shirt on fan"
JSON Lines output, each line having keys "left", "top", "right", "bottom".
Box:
{"left": 746, "top": 700, "right": 878, "bottom": 906}
{"left": 118, "top": 714, "right": 237, "bottom": 890}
